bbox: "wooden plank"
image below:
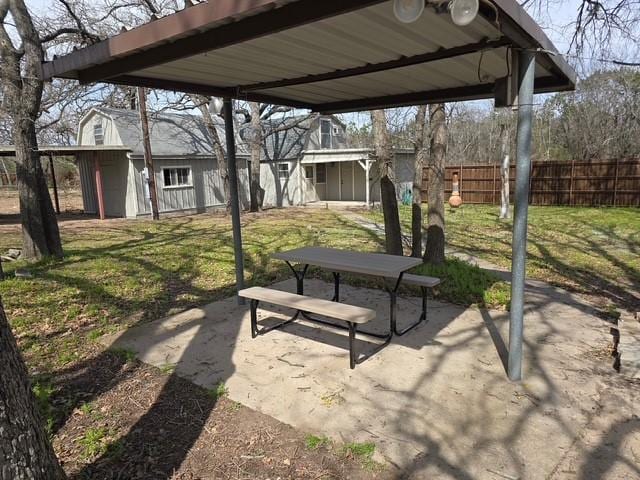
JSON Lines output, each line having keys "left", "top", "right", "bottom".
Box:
{"left": 239, "top": 287, "right": 375, "bottom": 323}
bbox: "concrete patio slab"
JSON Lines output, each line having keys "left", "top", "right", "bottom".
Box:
{"left": 102, "top": 278, "right": 635, "bottom": 479}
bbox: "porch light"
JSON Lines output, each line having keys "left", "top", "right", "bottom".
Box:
{"left": 449, "top": 0, "right": 479, "bottom": 26}
{"left": 209, "top": 97, "right": 224, "bottom": 115}
{"left": 393, "top": 0, "right": 425, "bottom": 23}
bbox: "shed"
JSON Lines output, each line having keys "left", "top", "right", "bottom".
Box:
{"left": 76, "top": 107, "right": 250, "bottom": 218}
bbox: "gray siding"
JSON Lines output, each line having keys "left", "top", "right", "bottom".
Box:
{"left": 305, "top": 116, "right": 348, "bottom": 150}
{"left": 76, "top": 152, "right": 97, "bottom": 214}
{"left": 133, "top": 156, "right": 250, "bottom": 216}
{"left": 260, "top": 160, "right": 303, "bottom": 208}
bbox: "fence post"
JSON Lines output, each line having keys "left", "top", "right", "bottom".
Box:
{"left": 459, "top": 164, "right": 463, "bottom": 200}
{"left": 492, "top": 164, "right": 497, "bottom": 204}
{"left": 528, "top": 161, "right": 533, "bottom": 205}
{"left": 613, "top": 158, "right": 620, "bottom": 206}
{"left": 569, "top": 160, "right": 575, "bottom": 206}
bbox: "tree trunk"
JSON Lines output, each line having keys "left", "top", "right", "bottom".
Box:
{"left": 137, "top": 87, "right": 159, "bottom": 220}
{"left": 248, "top": 102, "right": 264, "bottom": 212}
{"left": 1, "top": 0, "right": 62, "bottom": 260}
{"left": 194, "top": 97, "right": 230, "bottom": 211}
{"left": 371, "top": 110, "right": 403, "bottom": 255}
{"left": 424, "top": 103, "right": 447, "bottom": 265}
{"left": 138, "top": 87, "right": 160, "bottom": 220}
{"left": 499, "top": 122, "right": 511, "bottom": 219}
{"left": 15, "top": 121, "right": 63, "bottom": 260}
{"left": 0, "top": 299, "right": 67, "bottom": 480}
{"left": 380, "top": 176, "right": 403, "bottom": 255}
{"left": 411, "top": 106, "right": 427, "bottom": 257}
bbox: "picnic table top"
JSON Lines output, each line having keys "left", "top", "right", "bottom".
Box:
{"left": 272, "top": 247, "right": 422, "bottom": 278}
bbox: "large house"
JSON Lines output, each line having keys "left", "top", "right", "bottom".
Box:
{"left": 76, "top": 107, "right": 415, "bottom": 218}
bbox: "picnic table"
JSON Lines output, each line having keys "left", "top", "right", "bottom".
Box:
{"left": 272, "top": 246, "right": 423, "bottom": 337}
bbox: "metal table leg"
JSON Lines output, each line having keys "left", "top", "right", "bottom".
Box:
{"left": 286, "top": 262, "right": 309, "bottom": 295}
{"left": 250, "top": 299, "right": 300, "bottom": 337}
{"left": 394, "top": 285, "right": 428, "bottom": 336}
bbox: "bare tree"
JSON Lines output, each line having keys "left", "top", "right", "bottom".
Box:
{"left": 499, "top": 119, "right": 511, "bottom": 219}
{"left": 137, "top": 87, "right": 160, "bottom": 220}
{"left": 371, "top": 109, "right": 403, "bottom": 255}
{"left": 411, "top": 106, "right": 427, "bottom": 257}
{"left": 248, "top": 102, "right": 263, "bottom": 211}
{"left": 0, "top": 0, "right": 63, "bottom": 259}
{"left": 0, "top": 296, "right": 67, "bottom": 479}
{"left": 424, "top": 103, "right": 447, "bottom": 265}
{"left": 523, "top": 0, "right": 640, "bottom": 65}
{"left": 189, "top": 95, "right": 230, "bottom": 210}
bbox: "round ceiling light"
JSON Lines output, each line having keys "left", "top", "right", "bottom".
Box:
{"left": 209, "top": 97, "right": 224, "bottom": 115}
{"left": 393, "top": 0, "right": 425, "bottom": 23}
{"left": 449, "top": 0, "right": 479, "bottom": 26}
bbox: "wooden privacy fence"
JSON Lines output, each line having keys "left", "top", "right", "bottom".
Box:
{"left": 0, "top": 173, "right": 17, "bottom": 186}
{"left": 422, "top": 159, "right": 640, "bottom": 207}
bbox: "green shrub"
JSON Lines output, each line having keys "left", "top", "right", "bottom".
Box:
{"left": 412, "top": 257, "right": 510, "bottom": 309}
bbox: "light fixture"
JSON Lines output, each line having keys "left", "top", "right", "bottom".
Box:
{"left": 208, "top": 97, "right": 224, "bottom": 115}
{"left": 449, "top": 0, "right": 479, "bottom": 26}
{"left": 393, "top": 0, "right": 425, "bottom": 23}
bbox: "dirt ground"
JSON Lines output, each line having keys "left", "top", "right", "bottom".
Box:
{"left": 0, "top": 187, "right": 84, "bottom": 216}
{"left": 50, "top": 346, "right": 386, "bottom": 480}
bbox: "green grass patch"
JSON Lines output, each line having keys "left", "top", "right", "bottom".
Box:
{"left": 109, "top": 347, "right": 137, "bottom": 363}
{"left": 365, "top": 205, "right": 639, "bottom": 312}
{"left": 305, "top": 434, "right": 330, "bottom": 450}
{"left": 412, "top": 257, "right": 510, "bottom": 309}
{"left": 207, "top": 381, "right": 228, "bottom": 400}
{"left": 32, "top": 379, "right": 55, "bottom": 435}
{"left": 159, "top": 363, "right": 176, "bottom": 374}
{"left": 342, "top": 441, "right": 382, "bottom": 471}
{"left": 78, "top": 427, "right": 109, "bottom": 459}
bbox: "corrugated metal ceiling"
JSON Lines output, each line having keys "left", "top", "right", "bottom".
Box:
{"left": 132, "top": 3, "right": 520, "bottom": 104}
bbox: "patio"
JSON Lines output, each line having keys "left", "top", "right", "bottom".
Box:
{"left": 101, "top": 277, "right": 620, "bottom": 478}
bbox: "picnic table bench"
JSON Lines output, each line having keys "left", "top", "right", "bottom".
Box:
{"left": 241, "top": 247, "right": 441, "bottom": 368}
{"left": 239, "top": 286, "right": 376, "bottom": 369}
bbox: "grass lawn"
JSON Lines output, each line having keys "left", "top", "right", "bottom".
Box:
{"left": 0, "top": 209, "right": 382, "bottom": 369}
{"left": 0, "top": 209, "right": 394, "bottom": 479}
{"left": 365, "top": 204, "right": 640, "bottom": 313}
{"left": 1, "top": 205, "right": 636, "bottom": 477}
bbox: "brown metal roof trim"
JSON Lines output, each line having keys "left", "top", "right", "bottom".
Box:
{"left": 479, "top": 0, "right": 576, "bottom": 87}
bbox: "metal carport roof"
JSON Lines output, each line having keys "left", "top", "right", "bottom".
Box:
{"left": 41, "top": 0, "right": 575, "bottom": 113}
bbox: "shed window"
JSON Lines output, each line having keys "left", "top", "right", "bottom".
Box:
{"left": 315, "top": 163, "right": 327, "bottom": 184}
{"left": 163, "top": 167, "right": 192, "bottom": 188}
{"left": 320, "top": 119, "right": 332, "bottom": 149}
{"left": 278, "top": 163, "right": 289, "bottom": 180}
{"left": 93, "top": 123, "right": 104, "bottom": 145}
{"left": 304, "top": 165, "right": 314, "bottom": 180}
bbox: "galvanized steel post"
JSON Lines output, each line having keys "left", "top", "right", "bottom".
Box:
{"left": 508, "top": 50, "right": 535, "bottom": 381}
{"left": 223, "top": 98, "right": 246, "bottom": 305}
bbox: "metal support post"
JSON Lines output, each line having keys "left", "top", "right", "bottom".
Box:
{"left": 223, "top": 98, "right": 246, "bottom": 305}
{"left": 508, "top": 49, "right": 535, "bottom": 381}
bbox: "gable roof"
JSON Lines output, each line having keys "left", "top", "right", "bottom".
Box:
{"left": 248, "top": 114, "right": 313, "bottom": 161}
{"left": 90, "top": 107, "right": 247, "bottom": 157}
